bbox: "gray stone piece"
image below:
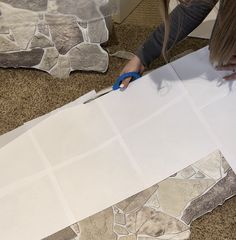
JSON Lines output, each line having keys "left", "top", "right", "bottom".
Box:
{"left": 39, "top": 47, "right": 59, "bottom": 71}
{"left": 45, "top": 14, "right": 84, "bottom": 55}
{"left": 181, "top": 168, "right": 236, "bottom": 225}
{"left": 30, "top": 33, "right": 53, "bottom": 49}
{"left": 0, "top": 0, "right": 48, "bottom": 11}
{"left": 56, "top": 0, "right": 102, "bottom": 21}
{"left": 69, "top": 43, "right": 108, "bottom": 73}
{"left": 138, "top": 230, "right": 191, "bottom": 240}
{"left": 0, "top": 48, "right": 44, "bottom": 67}
{"left": 38, "top": 21, "right": 50, "bottom": 37}
{"left": 87, "top": 19, "right": 108, "bottom": 43}
{"left": 50, "top": 55, "right": 70, "bottom": 78}
{"left": 99, "top": 0, "right": 116, "bottom": 32}
{"left": 114, "top": 213, "right": 126, "bottom": 225}
{"left": 42, "top": 226, "right": 76, "bottom": 240}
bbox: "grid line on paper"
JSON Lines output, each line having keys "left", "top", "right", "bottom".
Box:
{"left": 95, "top": 98, "right": 145, "bottom": 180}
{"left": 0, "top": 170, "right": 48, "bottom": 199}
{"left": 28, "top": 130, "right": 76, "bottom": 225}
{"left": 169, "top": 63, "right": 221, "bottom": 153}
{"left": 120, "top": 95, "right": 184, "bottom": 135}
{"left": 52, "top": 136, "right": 119, "bottom": 171}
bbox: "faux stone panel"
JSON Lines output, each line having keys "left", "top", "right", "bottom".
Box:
{"left": 0, "top": 0, "right": 110, "bottom": 77}
{"left": 44, "top": 151, "right": 235, "bottom": 240}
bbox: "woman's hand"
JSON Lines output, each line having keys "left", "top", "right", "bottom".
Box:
{"left": 120, "top": 55, "right": 145, "bottom": 89}
{"left": 216, "top": 55, "right": 236, "bottom": 80}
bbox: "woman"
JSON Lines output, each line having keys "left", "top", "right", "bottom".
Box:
{"left": 120, "top": 0, "right": 236, "bottom": 89}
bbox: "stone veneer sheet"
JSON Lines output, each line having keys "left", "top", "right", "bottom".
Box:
{"left": 0, "top": 47, "right": 236, "bottom": 240}
{"left": 0, "top": 0, "right": 116, "bottom": 78}
{"left": 45, "top": 150, "right": 236, "bottom": 240}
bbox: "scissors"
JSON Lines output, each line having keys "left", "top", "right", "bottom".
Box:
{"left": 84, "top": 72, "right": 142, "bottom": 103}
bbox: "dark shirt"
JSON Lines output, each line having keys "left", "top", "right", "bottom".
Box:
{"left": 136, "top": 0, "right": 219, "bottom": 67}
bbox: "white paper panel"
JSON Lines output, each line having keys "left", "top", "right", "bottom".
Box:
{"left": 31, "top": 102, "right": 115, "bottom": 166}
{"left": 100, "top": 64, "right": 184, "bottom": 132}
{"left": 201, "top": 92, "right": 236, "bottom": 171}
{"left": 54, "top": 139, "right": 146, "bottom": 221}
{"left": 123, "top": 97, "right": 217, "bottom": 186}
{"left": 0, "top": 133, "right": 45, "bottom": 189}
{"left": 171, "top": 47, "right": 233, "bottom": 109}
{"left": 0, "top": 176, "right": 72, "bottom": 240}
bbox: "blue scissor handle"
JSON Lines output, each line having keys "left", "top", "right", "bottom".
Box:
{"left": 112, "top": 72, "right": 141, "bottom": 90}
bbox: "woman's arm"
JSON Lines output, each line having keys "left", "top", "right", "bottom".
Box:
{"left": 137, "top": 0, "right": 218, "bottom": 67}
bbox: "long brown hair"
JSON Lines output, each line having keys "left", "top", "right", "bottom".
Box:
{"left": 209, "top": 0, "right": 236, "bottom": 66}
{"left": 161, "top": 0, "right": 236, "bottom": 66}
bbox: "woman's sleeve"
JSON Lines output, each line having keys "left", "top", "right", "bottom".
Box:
{"left": 136, "top": 0, "right": 218, "bottom": 67}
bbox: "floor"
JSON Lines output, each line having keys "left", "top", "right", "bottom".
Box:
{"left": 0, "top": 0, "right": 235, "bottom": 239}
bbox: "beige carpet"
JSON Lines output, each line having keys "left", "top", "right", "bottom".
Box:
{"left": 0, "top": 0, "right": 235, "bottom": 238}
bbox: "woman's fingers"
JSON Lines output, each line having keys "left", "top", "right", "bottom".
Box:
{"left": 224, "top": 72, "right": 236, "bottom": 81}
{"left": 120, "top": 77, "right": 132, "bottom": 89}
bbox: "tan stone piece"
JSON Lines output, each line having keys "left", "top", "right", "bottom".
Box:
{"left": 126, "top": 211, "right": 137, "bottom": 234}
{"left": 193, "top": 150, "right": 222, "bottom": 180}
{"left": 120, "top": 235, "right": 137, "bottom": 240}
{"left": 79, "top": 207, "right": 116, "bottom": 240}
{"left": 115, "top": 213, "right": 126, "bottom": 225}
{"left": 114, "top": 224, "right": 129, "bottom": 235}
{"left": 0, "top": 35, "right": 19, "bottom": 52}
{"left": 138, "top": 211, "right": 189, "bottom": 238}
{"left": 157, "top": 178, "right": 215, "bottom": 218}
{"left": 180, "top": 166, "right": 196, "bottom": 179}
{"left": 136, "top": 207, "right": 157, "bottom": 232}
